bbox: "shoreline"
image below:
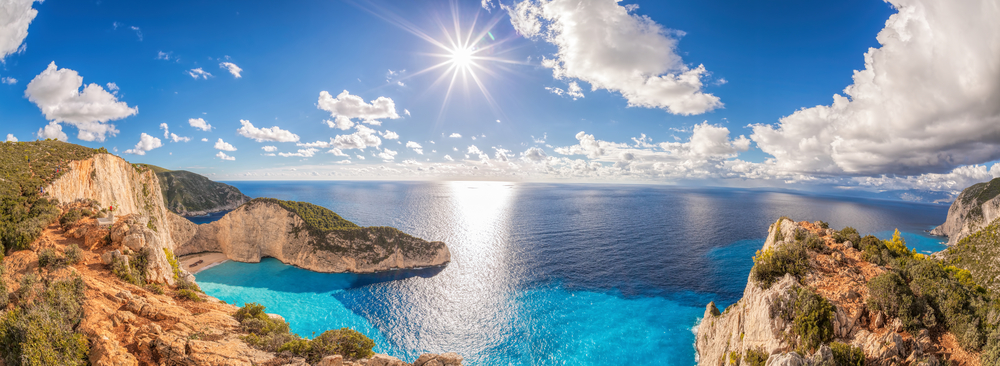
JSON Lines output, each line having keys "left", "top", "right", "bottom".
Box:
{"left": 179, "top": 252, "right": 229, "bottom": 274}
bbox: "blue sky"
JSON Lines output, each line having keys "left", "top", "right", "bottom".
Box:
{"left": 2, "top": 0, "right": 998, "bottom": 200}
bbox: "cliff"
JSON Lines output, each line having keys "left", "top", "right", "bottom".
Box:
{"left": 696, "top": 218, "right": 995, "bottom": 366}
{"left": 930, "top": 177, "right": 1000, "bottom": 245}
{"left": 170, "top": 198, "right": 451, "bottom": 273}
{"left": 153, "top": 168, "right": 250, "bottom": 216}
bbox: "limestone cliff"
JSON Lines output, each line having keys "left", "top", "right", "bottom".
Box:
{"left": 155, "top": 169, "right": 250, "bottom": 216}
{"left": 45, "top": 153, "right": 183, "bottom": 284}
{"left": 696, "top": 218, "right": 987, "bottom": 366}
{"left": 930, "top": 177, "right": 1000, "bottom": 245}
{"left": 170, "top": 199, "right": 451, "bottom": 273}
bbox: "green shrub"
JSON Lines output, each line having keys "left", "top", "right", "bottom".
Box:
{"left": 163, "top": 248, "right": 182, "bottom": 281}
{"left": 817, "top": 221, "right": 830, "bottom": 229}
{"left": 308, "top": 328, "right": 375, "bottom": 360}
{"left": 791, "top": 287, "right": 834, "bottom": 352}
{"left": 37, "top": 248, "right": 58, "bottom": 269}
{"left": 831, "top": 342, "right": 864, "bottom": 366}
{"left": 803, "top": 235, "right": 824, "bottom": 252}
{"left": 744, "top": 348, "right": 768, "bottom": 366}
{"left": 145, "top": 283, "right": 164, "bottom": 295}
{"left": 866, "top": 272, "right": 923, "bottom": 329}
{"left": 176, "top": 278, "right": 201, "bottom": 293}
{"left": 58, "top": 209, "right": 84, "bottom": 230}
{"left": 64, "top": 244, "right": 81, "bottom": 264}
{"left": 833, "top": 227, "right": 860, "bottom": 244}
{"left": 728, "top": 351, "right": 741, "bottom": 366}
{"left": 751, "top": 243, "right": 809, "bottom": 288}
{"left": 0, "top": 267, "right": 7, "bottom": 309}
{"left": 0, "top": 276, "right": 89, "bottom": 366}
{"left": 177, "top": 289, "right": 203, "bottom": 302}
{"left": 110, "top": 255, "right": 142, "bottom": 285}
{"left": 233, "top": 303, "right": 374, "bottom": 361}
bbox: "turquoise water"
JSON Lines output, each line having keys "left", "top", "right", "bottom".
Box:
{"left": 194, "top": 182, "right": 950, "bottom": 365}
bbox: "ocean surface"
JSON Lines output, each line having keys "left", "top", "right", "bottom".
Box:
{"left": 194, "top": 181, "right": 950, "bottom": 365}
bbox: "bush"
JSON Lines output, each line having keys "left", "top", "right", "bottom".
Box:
{"left": 803, "top": 235, "right": 825, "bottom": 252}
{"left": 177, "top": 289, "right": 203, "bottom": 302}
{"left": 163, "top": 248, "right": 183, "bottom": 281}
{"left": 831, "top": 342, "right": 864, "bottom": 366}
{"left": 145, "top": 283, "right": 164, "bottom": 295}
{"left": 833, "top": 227, "right": 860, "bottom": 244}
{"left": 176, "top": 278, "right": 201, "bottom": 293}
{"left": 0, "top": 276, "right": 89, "bottom": 366}
{"left": 64, "top": 244, "right": 81, "bottom": 264}
{"left": 37, "top": 248, "right": 58, "bottom": 269}
{"left": 233, "top": 303, "right": 375, "bottom": 361}
{"left": 744, "top": 348, "right": 768, "bottom": 366}
{"left": 791, "top": 287, "right": 834, "bottom": 352}
{"left": 110, "top": 254, "right": 145, "bottom": 286}
{"left": 751, "top": 243, "right": 809, "bottom": 288}
{"left": 59, "top": 209, "right": 84, "bottom": 230}
{"left": 866, "top": 272, "right": 924, "bottom": 330}
{"left": 308, "top": 328, "right": 375, "bottom": 360}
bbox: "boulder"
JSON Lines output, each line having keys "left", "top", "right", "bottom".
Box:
{"left": 765, "top": 352, "right": 806, "bottom": 366}
{"left": 317, "top": 355, "right": 344, "bottom": 366}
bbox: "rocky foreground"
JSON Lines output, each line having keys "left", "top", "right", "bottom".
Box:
{"left": 696, "top": 218, "right": 994, "bottom": 366}
{"left": 2, "top": 208, "right": 463, "bottom": 366}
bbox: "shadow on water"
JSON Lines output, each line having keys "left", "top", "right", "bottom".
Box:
{"left": 195, "top": 257, "right": 446, "bottom": 294}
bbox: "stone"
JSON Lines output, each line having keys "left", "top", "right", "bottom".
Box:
{"left": 873, "top": 311, "right": 885, "bottom": 329}
{"left": 367, "top": 354, "right": 407, "bottom": 366}
{"left": 809, "top": 344, "right": 834, "bottom": 366}
{"left": 843, "top": 240, "right": 853, "bottom": 249}
{"left": 317, "top": 355, "right": 344, "bottom": 366}
{"left": 891, "top": 318, "right": 904, "bottom": 333}
{"left": 765, "top": 352, "right": 805, "bottom": 366}
{"left": 101, "top": 250, "right": 121, "bottom": 265}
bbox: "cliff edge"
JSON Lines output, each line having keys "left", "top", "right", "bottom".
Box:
{"left": 152, "top": 167, "right": 250, "bottom": 216}
{"left": 930, "top": 177, "right": 1000, "bottom": 246}
{"left": 696, "top": 218, "right": 998, "bottom": 366}
{"left": 170, "top": 198, "right": 450, "bottom": 273}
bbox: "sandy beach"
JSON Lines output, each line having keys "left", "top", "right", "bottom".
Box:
{"left": 179, "top": 252, "right": 230, "bottom": 274}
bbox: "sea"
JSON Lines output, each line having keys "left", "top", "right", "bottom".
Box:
{"left": 192, "top": 181, "right": 950, "bottom": 365}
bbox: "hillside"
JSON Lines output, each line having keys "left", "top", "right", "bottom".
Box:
{"left": 150, "top": 167, "right": 250, "bottom": 217}
{"left": 696, "top": 218, "right": 1000, "bottom": 365}
{"left": 931, "top": 177, "right": 1000, "bottom": 245}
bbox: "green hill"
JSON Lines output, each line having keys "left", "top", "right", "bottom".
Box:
{"left": 156, "top": 169, "right": 249, "bottom": 216}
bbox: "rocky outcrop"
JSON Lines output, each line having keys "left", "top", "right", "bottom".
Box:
{"left": 931, "top": 177, "right": 1000, "bottom": 245}
{"left": 170, "top": 200, "right": 450, "bottom": 273}
{"left": 696, "top": 218, "right": 972, "bottom": 366}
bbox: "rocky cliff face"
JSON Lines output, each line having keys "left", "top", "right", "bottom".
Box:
{"left": 931, "top": 177, "right": 1000, "bottom": 245}
{"left": 696, "top": 218, "right": 979, "bottom": 366}
{"left": 45, "top": 154, "right": 183, "bottom": 284}
{"left": 170, "top": 200, "right": 451, "bottom": 273}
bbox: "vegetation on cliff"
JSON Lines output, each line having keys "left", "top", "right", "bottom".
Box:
{"left": 234, "top": 302, "right": 375, "bottom": 362}
{"left": 946, "top": 217, "right": 1000, "bottom": 293}
{"left": 958, "top": 177, "right": 1000, "bottom": 225}
{"left": 150, "top": 167, "right": 249, "bottom": 216}
{"left": 0, "top": 141, "right": 100, "bottom": 253}
{"left": 246, "top": 198, "right": 441, "bottom": 264}
{"left": 0, "top": 269, "right": 90, "bottom": 365}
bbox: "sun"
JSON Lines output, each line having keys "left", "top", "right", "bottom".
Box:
{"left": 450, "top": 46, "right": 475, "bottom": 69}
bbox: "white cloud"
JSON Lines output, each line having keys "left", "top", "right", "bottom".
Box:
{"left": 328, "top": 148, "right": 348, "bottom": 157}
{"left": 356, "top": 155, "right": 365, "bottom": 160}
{"left": 25, "top": 62, "right": 138, "bottom": 141}
{"left": 216, "top": 151, "right": 235, "bottom": 161}
{"left": 505, "top": 0, "right": 721, "bottom": 115}
{"left": 332, "top": 125, "right": 381, "bottom": 150}
{"left": 750, "top": 0, "right": 1000, "bottom": 177}
{"left": 237, "top": 119, "right": 299, "bottom": 142}
{"left": 219, "top": 62, "right": 242, "bottom": 78}
{"left": 380, "top": 130, "right": 399, "bottom": 140}
{"left": 532, "top": 133, "right": 547, "bottom": 144}
{"left": 123, "top": 133, "right": 162, "bottom": 155}
{"left": 262, "top": 146, "right": 277, "bottom": 152}
{"left": 404, "top": 109, "right": 411, "bottom": 116}
{"left": 278, "top": 148, "right": 319, "bottom": 158}
{"left": 169, "top": 134, "right": 190, "bottom": 143}
{"left": 443, "top": 155, "right": 454, "bottom": 162}
{"left": 214, "top": 138, "right": 237, "bottom": 151}
{"left": 325, "top": 116, "right": 355, "bottom": 130}
{"left": 5, "top": 133, "right": 17, "bottom": 142}
{"left": 189, "top": 118, "right": 212, "bottom": 131}
{"left": 521, "top": 147, "right": 548, "bottom": 162}
{"left": 160, "top": 123, "right": 169, "bottom": 138}
{"left": 0, "top": 0, "right": 38, "bottom": 62}
{"left": 406, "top": 141, "right": 423, "bottom": 154}
{"left": 187, "top": 68, "right": 212, "bottom": 79}
{"left": 449, "top": 133, "right": 462, "bottom": 138}
{"left": 1, "top": 77, "right": 16, "bottom": 85}
{"left": 201, "top": 138, "right": 208, "bottom": 142}
{"left": 467, "top": 145, "right": 489, "bottom": 160}
{"left": 317, "top": 90, "right": 400, "bottom": 130}
{"left": 156, "top": 51, "right": 170, "bottom": 60}
{"left": 378, "top": 148, "right": 398, "bottom": 161}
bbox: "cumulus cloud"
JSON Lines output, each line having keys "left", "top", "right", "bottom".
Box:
{"left": 380, "top": 130, "right": 399, "bottom": 140}
{"left": 521, "top": 147, "right": 548, "bottom": 162}
{"left": 262, "top": 146, "right": 277, "bottom": 152}
{"left": 378, "top": 148, "right": 398, "bottom": 161}
{"left": 328, "top": 148, "right": 347, "bottom": 157}
{"left": 279, "top": 148, "right": 319, "bottom": 158}
{"left": 0, "top": 0, "right": 38, "bottom": 62}
{"left": 6, "top": 133, "right": 17, "bottom": 142}
{"left": 406, "top": 141, "right": 423, "bottom": 154}
{"left": 332, "top": 125, "right": 381, "bottom": 150}
{"left": 1, "top": 77, "right": 16, "bottom": 85}
{"left": 160, "top": 123, "right": 190, "bottom": 142}
{"left": 443, "top": 155, "right": 455, "bottom": 162}
{"left": 467, "top": 145, "right": 489, "bottom": 160}
{"left": 124, "top": 133, "right": 163, "bottom": 155}
{"left": 188, "top": 118, "right": 212, "bottom": 131}
{"left": 506, "top": 0, "right": 722, "bottom": 115}
{"left": 216, "top": 151, "right": 235, "bottom": 161}
{"left": 219, "top": 62, "right": 242, "bottom": 78}
{"left": 751, "top": 0, "right": 1000, "bottom": 177}
{"left": 325, "top": 116, "right": 354, "bottom": 130}
{"left": 25, "top": 62, "right": 138, "bottom": 141}
{"left": 35, "top": 122, "right": 67, "bottom": 141}
{"left": 214, "top": 138, "right": 237, "bottom": 151}
{"left": 449, "top": 133, "right": 462, "bottom": 138}
{"left": 187, "top": 68, "right": 212, "bottom": 79}
{"left": 317, "top": 90, "right": 400, "bottom": 128}
{"left": 237, "top": 120, "right": 299, "bottom": 142}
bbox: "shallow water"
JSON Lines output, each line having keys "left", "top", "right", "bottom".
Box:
{"left": 196, "top": 181, "right": 949, "bottom": 365}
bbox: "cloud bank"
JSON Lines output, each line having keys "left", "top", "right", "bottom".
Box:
{"left": 25, "top": 62, "right": 138, "bottom": 142}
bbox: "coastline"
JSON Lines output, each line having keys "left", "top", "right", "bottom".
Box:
{"left": 179, "top": 252, "right": 229, "bottom": 274}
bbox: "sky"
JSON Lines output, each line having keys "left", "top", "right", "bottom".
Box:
{"left": 1, "top": 0, "right": 999, "bottom": 201}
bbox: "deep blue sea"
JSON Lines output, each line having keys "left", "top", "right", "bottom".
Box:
{"left": 193, "top": 181, "right": 949, "bottom": 365}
